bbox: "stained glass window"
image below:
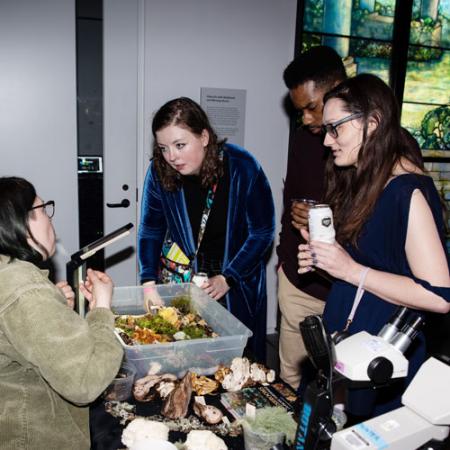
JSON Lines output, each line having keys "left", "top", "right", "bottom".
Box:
{"left": 403, "top": 0, "right": 450, "bottom": 249}
{"left": 299, "top": 0, "right": 450, "bottom": 250}
{"left": 402, "top": 1, "right": 449, "bottom": 156}
{"left": 302, "top": 0, "right": 397, "bottom": 79}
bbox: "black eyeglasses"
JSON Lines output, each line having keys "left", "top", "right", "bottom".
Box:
{"left": 30, "top": 200, "right": 55, "bottom": 218}
{"left": 322, "top": 113, "right": 363, "bottom": 138}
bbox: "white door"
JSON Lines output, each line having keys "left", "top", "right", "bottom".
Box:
{"left": 103, "top": 0, "right": 144, "bottom": 286}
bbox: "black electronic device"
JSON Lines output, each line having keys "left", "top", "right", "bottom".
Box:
{"left": 294, "top": 315, "right": 335, "bottom": 450}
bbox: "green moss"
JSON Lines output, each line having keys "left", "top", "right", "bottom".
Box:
{"left": 171, "top": 295, "right": 195, "bottom": 315}
{"left": 136, "top": 315, "right": 177, "bottom": 335}
{"left": 115, "top": 314, "right": 177, "bottom": 336}
{"left": 243, "top": 407, "right": 297, "bottom": 445}
{"left": 181, "top": 325, "right": 207, "bottom": 339}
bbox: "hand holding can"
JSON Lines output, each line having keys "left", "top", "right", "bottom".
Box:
{"left": 192, "top": 272, "right": 208, "bottom": 288}
{"left": 308, "top": 204, "right": 335, "bottom": 244}
{"left": 291, "top": 198, "right": 318, "bottom": 231}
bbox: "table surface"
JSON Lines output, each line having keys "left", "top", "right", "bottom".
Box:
{"left": 90, "top": 380, "right": 298, "bottom": 450}
{"left": 90, "top": 393, "right": 246, "bottom": 449}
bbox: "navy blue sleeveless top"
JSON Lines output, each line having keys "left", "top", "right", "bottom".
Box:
{"left": 323, "top": 174, "right": 449, "bottom": 416}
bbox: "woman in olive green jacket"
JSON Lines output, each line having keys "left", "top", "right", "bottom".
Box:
{"left": 0, "top": 177, "right": 124, "bottom": 450}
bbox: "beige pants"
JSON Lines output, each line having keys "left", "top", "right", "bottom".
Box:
{"left": 278, "top": 267, "right": 325, "bottom": 390}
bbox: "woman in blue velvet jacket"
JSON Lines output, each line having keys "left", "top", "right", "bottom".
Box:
{"left": 138, "top": 97, "right": 275, "bottom": 360}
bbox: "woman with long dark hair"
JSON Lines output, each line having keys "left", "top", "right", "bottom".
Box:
{"left": 298, "top": 74, "right": 449, "bottom": 418}
{"left": 0, "top": 177, "right": 123, "bottom": 449}
{"left": 138, "top": 97, "right": 275, "bottom": 360}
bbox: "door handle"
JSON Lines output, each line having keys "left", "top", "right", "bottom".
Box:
{"left": 106, "top": 199, "right": 130, "bottom": 208}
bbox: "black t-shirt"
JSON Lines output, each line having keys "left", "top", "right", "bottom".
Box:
{"left": 182, "top": 155, "right": 230, "bottom": 272}
{"left": 276, "top": 127, "right": 332, "bottom": 300}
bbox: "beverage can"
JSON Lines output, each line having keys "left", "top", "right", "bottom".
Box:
{"left": 291, "top": 198, "right": 318, "bottom": 206}
{"left": 308, "top": 204, "right": 335, "bottom": 243}
{"left": 192, "top": 272, "right": 208, "bottom": 287}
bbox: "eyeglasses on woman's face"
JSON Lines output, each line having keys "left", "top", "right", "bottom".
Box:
{"left": 322, "top": 113, "right": 364, "bottom": 139}
{"left": 30, "top": 200, "right": 55, "bottom": 218}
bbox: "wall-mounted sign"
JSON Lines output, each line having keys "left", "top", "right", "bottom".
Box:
{"left": 200, "top": 87, "right": 246, "bottom": 147}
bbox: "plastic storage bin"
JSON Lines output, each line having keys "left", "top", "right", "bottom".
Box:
{"left": 112, "top": 283, "right": 252, "bottom": 378}
{"left": 103, "top": 362, "right": 136, "bottom": 401}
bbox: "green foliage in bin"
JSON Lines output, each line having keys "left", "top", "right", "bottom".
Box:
{"left": 116, "top": 314, "right": 178, "bottom": 337}
{"left": 181, "top": 324, "right": 208, "bottom": 340}
{"left": 171, "top": 295, "right": 194, "bottom": 315}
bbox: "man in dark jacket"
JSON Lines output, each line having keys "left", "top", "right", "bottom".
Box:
{"left": 277, "top": 46, "right": 424, "bottom": 390}
{"left": 277, "top": 46, "right": 347, "bottom": 389}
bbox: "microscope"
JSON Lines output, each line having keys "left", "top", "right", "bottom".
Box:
{"left": 293, "top": 308, "right": 450, "bottom": 450}
{"left": 331, "top": 355, "right": 450, "bottom": 449}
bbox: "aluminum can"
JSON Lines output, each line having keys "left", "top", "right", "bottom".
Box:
{"left": 308, "top": 204, "right": 335, "bottom": 243}
{"left": 291, "top": 198, "right": 318, "bottom": 206}
{"left": 192, "top": 272, "right": 208, "bottom": 287}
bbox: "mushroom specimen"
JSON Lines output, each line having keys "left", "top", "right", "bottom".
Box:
{"left": 121, "top": 418, "right": 170, "bottom": 448}
{"left": 161, "top": 371, "right": 193, "bottom": 419}
{"left": 193, "top": 400, "right": 224, "bottom": 425}
{"left": 133, "top": 373, "right": 177, "bottom": 402}
{"left": 184, "top": 430, "right": 228, "bottom": 450}
{"left": 218, "top": 357, "right": 276, "bottom": 392}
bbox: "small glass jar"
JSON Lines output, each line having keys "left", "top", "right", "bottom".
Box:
{"left": 192, "top": 272, "right": 208, "bottom": 287}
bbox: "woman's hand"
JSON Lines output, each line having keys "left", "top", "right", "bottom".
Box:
{"left": 201, "top": 275, "right": 230, "bottom": 301}
{"left": 142, "top": 281, "right": 164, "bottom": 311}
{"left": 56, "top": 280, "right": 75, "bottom": 309}
{"left": 79, "top": 268, "right": 114, "bottom": 310}
{"left": 297, "top": 228, "right": 361, "bottom": 282}
{"left": 297, "top": 242, "right": 315, "bottom": 274}
{"left": 309, "top": 240, "right": 362, "bottom": 283}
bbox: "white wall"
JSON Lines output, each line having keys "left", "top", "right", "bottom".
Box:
{"left": 140, "top": 0, "right": 297, "bottom": 333}
{"left": 0, "top": 0, "right": 296, "bottom": 332}
{"left": 0, "top": 0, "right": 78, "bottom": 278}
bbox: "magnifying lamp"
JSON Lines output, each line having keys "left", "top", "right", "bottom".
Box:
{"left": 66, "top": 223, "right": 134, "bottom": 317}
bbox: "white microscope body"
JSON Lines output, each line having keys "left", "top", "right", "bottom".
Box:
{"left": 331, "top": 356, "right": 450, "bottom": 449}
{"left": 330, "top": 310, "right": 449, "bottom": 449}
{"left": 296, "top": 309, "right": 449, "bottom": 450}
{"left": 333, "top": 331, "right": 409, "bottom": 383}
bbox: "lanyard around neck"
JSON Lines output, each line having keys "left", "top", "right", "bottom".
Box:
{"left": 192, "top": 182, "right": 218, "bottom": 259}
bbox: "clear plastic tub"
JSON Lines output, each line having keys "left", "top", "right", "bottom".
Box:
{"left": 111, "top": 283, "right": 252, "bottom": 378}
{"left": 103, "top": 362, "right": 136, "bottom": 401}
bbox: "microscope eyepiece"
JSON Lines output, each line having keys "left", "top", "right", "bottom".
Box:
{"left": 377, "top": 307, "right": 410, "bottom": 342}
{"left": 390, "top": 315, "right": 425, "bottom": 353}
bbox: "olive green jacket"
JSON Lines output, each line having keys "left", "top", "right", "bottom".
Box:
{"left": 0, "top": 255, "right": 124, "bottom": 450}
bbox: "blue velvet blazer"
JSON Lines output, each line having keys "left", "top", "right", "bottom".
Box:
{"left": 138, "top": 144, "right": 275, "bottom": 359}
